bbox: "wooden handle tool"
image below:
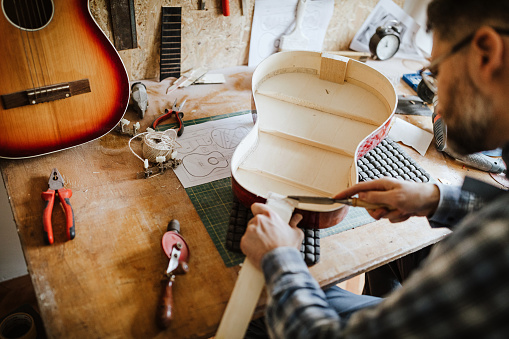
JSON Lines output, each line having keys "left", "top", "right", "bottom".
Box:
{"left": 158, "top": 220, "right": 190, "bottom": 329}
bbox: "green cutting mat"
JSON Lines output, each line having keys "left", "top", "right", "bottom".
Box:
{"left": 166, "top": 110, "right": 375, "bottom": 267}
{"left": 186, "top": 178, "right": 245, "bottom": 267}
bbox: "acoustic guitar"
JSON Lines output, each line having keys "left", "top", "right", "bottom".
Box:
{"left": 231, "top": 51, "right": 397, "bottom": 228}
{"left": 0, "top": 0, "right": 130, "bottom": 159}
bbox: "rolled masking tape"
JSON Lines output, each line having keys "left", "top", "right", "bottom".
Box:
{"left": 0, "top": 313, "right": 37, "bottom": 339}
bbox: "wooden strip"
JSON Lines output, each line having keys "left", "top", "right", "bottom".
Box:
{"left": 255, "top": 89, "right": 380, "bottom": 126}
{"left": 109, "top": 0, "right": 137, "bottom": 50}
{"left": 237, "top": 166, "right": 334, "bottom": 196}
{"left": 323, "top": 51, "right": 371, "bottom": 62}
{"left": 241, "top": 0, "right": 248, "bottom": 15}
{"left": 128, "top": 0, "right": 137, "bottom": 48}
{"left": 216, "top": 194, "right": 297, "bottom": 338}
{"left": 260, "top": 129, "right": 355, "bottom": 158}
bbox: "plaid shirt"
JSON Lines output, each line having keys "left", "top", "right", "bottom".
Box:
{"left": 261, "top": 146, "right": 509, "bottom": 338}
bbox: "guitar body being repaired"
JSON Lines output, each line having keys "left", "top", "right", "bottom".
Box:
{"left": 0, "top": 0, "right": 130, "bottom": 159}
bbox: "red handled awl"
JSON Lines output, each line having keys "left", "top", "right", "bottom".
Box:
{"left": 41, "top": 168, "right": 75, "bottom": 244}
{"left": 152, "top": 98, "right": 186, "bottom": 136}
{"left": 158, "top": 219, "right": 190, "bottom": 329}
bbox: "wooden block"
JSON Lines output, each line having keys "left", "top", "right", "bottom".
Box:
{"left": 319, "top": 53, "right": 349, "bottom": 84}
{"left": 109, "top": 0, "right": 137, "bottom": 50}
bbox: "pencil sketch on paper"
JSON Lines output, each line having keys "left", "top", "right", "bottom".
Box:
{"left": 173, "top": 114, "right": 254, "bottom": 188}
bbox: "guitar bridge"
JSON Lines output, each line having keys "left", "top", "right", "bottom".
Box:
{"left": 1, "top": 79, "right": 91, "bottom": 110}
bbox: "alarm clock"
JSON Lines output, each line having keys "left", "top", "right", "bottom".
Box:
{"left": 369, "top": 23, "right": 402, "bottom": 60}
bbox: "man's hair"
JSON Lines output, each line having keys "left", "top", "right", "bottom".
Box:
{"left": 427, "top": 0, "right": 509, "bottom": 42}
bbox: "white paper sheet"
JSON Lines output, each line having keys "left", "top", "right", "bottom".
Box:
{"left": 248, "top": 0, "right": 334, "bottom": 67}
{"left": 388, "top": 117, "right": 433, "bottom": 156}
{"left": 365, "top": 57, "right": 428, "bottom": 91}
{"left": 173, "top": 114, "right": 254, "bottom": 188}
{"left": 349, "top": 0, "right": 422, "bottom": 60}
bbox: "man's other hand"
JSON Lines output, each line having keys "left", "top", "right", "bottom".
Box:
{"left": 240, "top": 203, "right": 304, "bottom": 270}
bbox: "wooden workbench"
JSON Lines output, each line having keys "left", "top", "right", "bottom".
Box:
{"left": 1, "top": 66, "right": 500, "bottom": 338}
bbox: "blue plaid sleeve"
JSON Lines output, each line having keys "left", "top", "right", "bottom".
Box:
{"left": 428, "top": 182, "right": 485, "bottom": 228}
{"left": 343, "top": 194, "right": 509, "bottom": 338}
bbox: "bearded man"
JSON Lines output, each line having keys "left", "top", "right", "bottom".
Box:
{"left": 242, "top": 0, "right": 509, "bottom": 337}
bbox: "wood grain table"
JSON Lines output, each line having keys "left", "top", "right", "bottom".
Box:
{"left": 0, "top": 66, "right": 499, "bottom": 338}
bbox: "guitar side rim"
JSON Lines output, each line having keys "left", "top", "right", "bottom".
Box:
{"left": 230, "top": 51, "right": 397, "bottom": 228}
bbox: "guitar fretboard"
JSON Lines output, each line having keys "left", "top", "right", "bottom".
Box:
{"left": 160, "top": 6, "right": 181, "bottom": 81}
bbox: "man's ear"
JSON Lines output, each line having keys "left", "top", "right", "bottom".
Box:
{"left": 469, "top": 26, "right": 504, "bottom": 86}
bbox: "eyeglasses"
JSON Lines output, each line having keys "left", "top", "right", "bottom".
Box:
{"left": 419, "top": 27, "right": 509, "bottom": 94}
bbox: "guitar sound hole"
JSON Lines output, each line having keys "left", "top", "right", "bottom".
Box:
{"left": 2, "top": 0, "right": 54, "bottom": 31}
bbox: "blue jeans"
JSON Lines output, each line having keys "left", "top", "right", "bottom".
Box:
{"left": 324, "top": 285, "right": 382, "bottom": 320}
{"left": 244, "top": 286, "right": 382, "bottom": 338}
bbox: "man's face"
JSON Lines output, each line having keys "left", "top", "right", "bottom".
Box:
{"left": 434, "top": 37, "right": 495, "bottom": 155}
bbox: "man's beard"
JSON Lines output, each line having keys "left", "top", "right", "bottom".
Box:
{"left": 441, "top": 71, "right": 494, "bottom": 155}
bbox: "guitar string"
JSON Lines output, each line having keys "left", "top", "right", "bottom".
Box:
{"left": 19, "top": 0, "right": 43, "bottom": 97}
{"left": 32, "top": 0, "right": 51, "bottom": 88}
{"left": 27, "top": 0, "right": 50, "bottom": 90}
{"left": 39, "top": 0, "right": 52, "bottom": 85}
{"left": 12, "top": 0, "right": 38, "bottom": 97}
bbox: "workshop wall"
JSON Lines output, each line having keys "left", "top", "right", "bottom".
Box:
{"left": 89, "top": 0, "right": 405, "bottom": 81}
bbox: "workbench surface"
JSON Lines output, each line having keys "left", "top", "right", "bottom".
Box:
{"left": 2, "top": 66, "right": 497, "bottom": 338}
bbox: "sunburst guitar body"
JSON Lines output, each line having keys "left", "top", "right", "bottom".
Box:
{"left": 0, "top": 0, "right": 130, "bottom": 159}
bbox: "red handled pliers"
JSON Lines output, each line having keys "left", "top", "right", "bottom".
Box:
{"left": 41, "top": 168, "right": 75, "bottom": 244}
{"left": 152, "top": 98, "right": 186, "bottom": 136}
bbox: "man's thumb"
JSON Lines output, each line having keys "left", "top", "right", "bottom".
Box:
{"left": 289, "top": 213, "right": 303, "bottom": 228}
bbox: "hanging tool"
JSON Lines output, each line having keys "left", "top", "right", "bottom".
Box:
{"left": 131, "top": 82, "right": 148, "bottom": 119}
{"left": 287, "top": 195, "right": 395, "bottom": 210}
{"left": 41, "top": 168, "right": 75, "bottom": 244}
{"left": 152, "top": 99, "right": 186, "bottom": 136}
{"left": 158, "top": 219, "right": 190, "bottom": 329}
{"left": 279, "top": 0, "right": 309, "bottom": 51}
{"left": 222, "top": 0, "right": 230, "bottom": 16}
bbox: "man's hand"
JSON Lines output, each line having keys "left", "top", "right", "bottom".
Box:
{"left": 240, "top": 203, "right": 304, "bottom": 270}
{"left": 334, "top": 178, "right": 440, "bottom": 223}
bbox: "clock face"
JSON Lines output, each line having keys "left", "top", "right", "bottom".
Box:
{"left": 375, "top": 34, "right": 400, "bottom": 60}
